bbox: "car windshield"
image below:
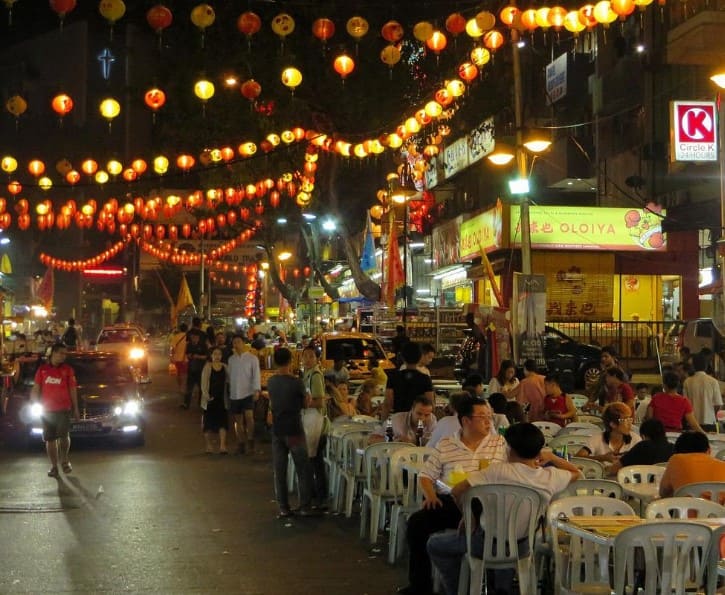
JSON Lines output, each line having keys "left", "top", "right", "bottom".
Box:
{"left": 325, "top": 338, "right": 386, "bottom": 361}
{"left": 97, "top": 329, "right": 143, "bottom": 344}
{"left": 69, "top": 357, "right": 134, "bottom": 385}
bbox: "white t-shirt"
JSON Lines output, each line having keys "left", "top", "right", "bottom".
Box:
{"left": 467, "top": 462, "right": 574, "bottom": 538}
{"left": 583, "top": 432, "right": 642, "bottom": 456}
{"left": 427, "top": 415, "right": 461, "bottom": 449}
{"left": 683, "top": 371, "right": 723, "bottom": 425}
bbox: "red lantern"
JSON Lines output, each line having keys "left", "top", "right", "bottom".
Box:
{"left": 381, "top": 20, "right": 404, "bottom": 43}
{"left": 426, "top": 31, "right": 448, "bottom": 54}
{"left": 483, "top": 30, "right": 504, "bottom": 51}
{"left": 177, "top": 154, "right": 195, "bottom": 171}
{"left": 169, "top": 225, "right": 178, "bottom": 241}
{"left": 227, "top": 210, "right": 237, "bottom": 226}
{"left": 17, "top": 213, "right": 30, "bottom": 230}
{"left": 458, "top": 62, "right": 479, "bottom": 83}
{"left": 220, "top": 147, "right": 234, "bottom": 162}
{"left": 240, "top": 79, "right": 261, "bottom": 101}
{"left": 147, "top": 4, "right": 173, "bottom": 33}
{"left": 237, "top": 11, "right": 261, "bottom": 37}
{"left": 50, "top": 0, "right": 77, "bottom": 19}
{"left": 7, "top": 181, "right": 21, "bottom": 195}
{"left": 312, "top": 18, "right": 335, "bottom": 44}
{"left": 445, "top": 13, "right": 467, "bottom": 36}
{"left": 435, "top": 88, "right": 454, "bottom": 106}
{"left": 0, "top": 198, "right": 6, "bottom": 213}
{"left": 216, "top": 213, "right": 226, "bottom": 228}
{"left": 269, "top": 190, "right": 280, "bottom": 208}
{"left": 155, "top": 225, "right": 165, "bottom": 240}
{"left": 144, "top": 88, "right": 166, "bottom": 111}
{"left": 131, "top": 159, "right": 147, "bottom": 175}
{"left": 240, "top": 207, "right": 250, "bottom": 221}
{"left": 66, "top": 170, "right": 80, "bottom": 185}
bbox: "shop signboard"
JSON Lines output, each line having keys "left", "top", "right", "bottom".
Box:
{"left": 467, "top": 117, "right": 495, "bottom": 164}
{"left": 442, "top": 137, "right": 469, "bottom": 179}
{"left": 424, "top": 154, "right": 442, "bottom": 190}
{"left": 512, "top": 273, "right": 547, "bottom": 367}
{"left": 670, "top": 100, "right": 717, "bottom": 162}
{"left": 431, "top": 216, "right": 461, "bottom": 269}
{"left": 510, "top": 204, "right": 666, "bottom": 251}
{"left": 546, "top": 53, "right": 567, "bottom": 104}
{"left": 459, "top": 201, "right": 503, "bottom": 260}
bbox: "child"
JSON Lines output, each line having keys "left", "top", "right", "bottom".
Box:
{"left": 543, "top": 373, "right": 577, "bottom": 427}
{"left": 634, "top": 382, "right": 650, "bottom": 422}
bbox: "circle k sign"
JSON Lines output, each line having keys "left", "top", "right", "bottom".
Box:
{"left": 671, "top": 100, "right": 717, "bottom": 162}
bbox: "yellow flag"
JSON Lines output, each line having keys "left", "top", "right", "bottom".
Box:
{"left": 1, "top": 254, "right": 11, "bottom": 274}
{"left": 176, "top": 274, "right": 195, "bottom": 313}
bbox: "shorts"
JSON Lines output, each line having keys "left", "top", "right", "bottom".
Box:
{"left": 42, "top": 410, "right": 71, "bottom": 441}
{"left": 229, "top": 397, "right": 255, "bottom": 414}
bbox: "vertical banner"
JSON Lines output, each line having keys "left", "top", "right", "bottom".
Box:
{"left": 512, "top": 273, "right": 547, "bottom": 368}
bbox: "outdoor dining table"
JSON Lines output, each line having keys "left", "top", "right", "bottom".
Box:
{"left": 620, "top": 481, "right": 661, "bottom": 515}
{"left": 552, "top": 515, "right": 725, "bottom": 584}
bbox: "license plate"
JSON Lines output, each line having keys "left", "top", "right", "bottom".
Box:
{"left": 71, "top": 421, "right": 101, "bottom": 433}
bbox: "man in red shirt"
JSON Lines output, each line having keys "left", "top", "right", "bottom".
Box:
{"left": 31, "top": 343, "right": 79, "bottom": 478}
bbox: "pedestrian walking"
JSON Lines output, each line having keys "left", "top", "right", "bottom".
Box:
{"left": 228, "top": 334, "right": 261, "bottom": 454}
{"left": 267, "top": 347, "right": 316, "bottom": 518}
{"left": 31, "top": 343, "right": 80, "bottom": 478}
{"left": 183, "top": 330, "right": 208, "bottom": 409}
{"left": 61, "top": 318, "right": 80, "bottom": 350}
{"left": 200, "top": 347, "right": 229, "bottom": 454}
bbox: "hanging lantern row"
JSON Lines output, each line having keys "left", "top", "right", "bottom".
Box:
{"left": 0, "top": 128, "right": 309, "bottom": 187}
{"left": 139, "top": 229, "right": 259, "bottom": 267}
{"left": 39, "top": 237, "right": 130, "bottom": 272}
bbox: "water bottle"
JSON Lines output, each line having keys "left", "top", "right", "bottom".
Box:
{"left": 416, "top": 419, "right": 425, "bottom": 446}
{"left": 385, "top": 416, "right": 394, "bottom": 442}
{"left": 561, "top": 444, "right": 569, "bottom": 461}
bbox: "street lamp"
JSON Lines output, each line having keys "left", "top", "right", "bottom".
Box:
{"left": 387, "top": 168, "right": 417, "bottom": 327}
{"left": 710, "top": 71, "right": 725, "bottom": 321}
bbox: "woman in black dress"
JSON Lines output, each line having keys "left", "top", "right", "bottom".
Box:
{"left": 200, "top": 347, "right": 229, "bottom": 453}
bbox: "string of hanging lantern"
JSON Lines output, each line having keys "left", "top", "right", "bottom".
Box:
{"left": 38, "top": 236, "right": 130, "bottom": 271}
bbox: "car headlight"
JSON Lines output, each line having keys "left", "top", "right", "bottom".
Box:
{"left": 123, "top": 400, "right": 141, "bottom": 415}
{"left": 129, "top": 348, "right": 146, "bottom": 360}
{"left": 29, "top": 402, "right": 43, "bottom": 419}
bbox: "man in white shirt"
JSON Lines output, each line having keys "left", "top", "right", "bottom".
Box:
{"left": 428, "top": 423, "right": 580, "bottom": 595}
{"left": 369, "top": 396, "right": 437, "bottom": 445}
{"left": 396, "top": 396, "right": 507, "bottom": 595}
{"left": 683, "top": 353, "right": 723, "bottom": 432}
{"left": 426, "top": 391, "right": 469, "bottom": 449}
{"left": 227, "top": 335, "right": 261, "bottom": 454}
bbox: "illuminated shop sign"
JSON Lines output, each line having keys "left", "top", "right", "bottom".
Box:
{"left": 459, "top": 201, "right": 503, "bottom": 260}
{"left": 510, "top": 204, "right": 667, "bottom": 251}
{"left": 670, "top": 100, "right": 717, "bottom": 162}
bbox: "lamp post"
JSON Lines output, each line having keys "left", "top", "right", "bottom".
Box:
{"left": 710, "top": 72, "right": 725, "bottom": 323}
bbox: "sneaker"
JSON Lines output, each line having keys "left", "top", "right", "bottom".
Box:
{"left": 47, "top": 467, "right": 59, "bottom": 478}
{"left": 61, "top": 462, "right": 72, "bottom": 473}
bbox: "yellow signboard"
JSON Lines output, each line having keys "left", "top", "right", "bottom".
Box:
{"left": 459, "top": 200, "right": 503, "bottom": 260}
{"left": 510, "top": 204, "right": 666, "bottom": 251}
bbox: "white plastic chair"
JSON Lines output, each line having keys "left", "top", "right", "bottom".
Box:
{"left": 457, "top": 484, "right": 544, "bottom": 595}
{"left": 576, "top": 414, "right": 604, "bottom": 427}
{"left": 558, "top": 421, "right": 603, "bottom": 435}
{"left": 613, "top": 521, "right": 712, "bottom": 594}
{"left": 674, "top": 481, "right": 725, "bottom": 505}
{"left": 547, "top": 496, "right": 635, "bottom": 594}
{"left": 359, "top": 441, "right": 408, "bottom": 544}
{"left": 715, "top": 447, "right": 725, "bottom": 461}
{"left": 554, "top": 479, "right": 624, "bottom": 499}
{"left": 645, "top": 496, "right": 725, "bottom": 519}
{"left": 334, "top": 429, "right": 373, "bottom": 517}
{"left": 569, "top": 456, "right": 605, "bottom": 479}
{"left": 617, "top": 464, "right": 665, "bottom": 515}
{"left": 533, "top": 421, "right": 562, "bottom": 437}
{"left": 387, "top": 448, "right": 435, "bottom": 565}
{"left": 707, "top": 524, "right": 725, "bottom": 594}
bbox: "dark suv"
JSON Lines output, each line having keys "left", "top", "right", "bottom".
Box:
{"left": 0, "top": 351, "right": 145, "bottom": 447}
{"left": 455, "top": 326, "right": 601, "bottom": 392}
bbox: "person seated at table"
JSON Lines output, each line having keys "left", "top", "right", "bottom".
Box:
{"left": 426, "top": 391, "right": 469, "bottom": 449}
{"left": 395, "top": 396, "right": 507, "bottom": 595}
{"left": 646, "top": 371, "right": 704, "bottom": 433}
{"left": 634, "top": 383, "right": 651, "bottom": 422}
{"left": 487, "top": 359, "right": 519, "bottom": 401}
{"left": 575, "top": 402, "right": 641, "bottom": 464}
{"left": 367, "top": 356, "right": 388, "bottom": 389}
{"left": 369, "top": 395, "right": 436, "bottom": 445}
{"left": 462, "top": 373, "right": 485, "bottom": 399}
{"left": 542, "top": 373, "right": 577, "bottom": 427}
{"left": 354, "top": 379, "right": 379, "bottom": 418}
{"left": 505, "top": 400, "right": 526, "bottom": 426}
{"left": 659, "top": 431, "right": 725, "bottom": 498}
{"left": 583, "top": 346, "right": 628, "bottom": 413}
{"left": 607, "top": 418, "right": 673, "bottom": 477}
{"left": 427, "top": 423, "right": 581, "bottom": 595}
{"left": 325, "top": 379, "right": 356, "bottom": 420}
{"left": 487, "top": 392, "right": 511, "bottom": 435}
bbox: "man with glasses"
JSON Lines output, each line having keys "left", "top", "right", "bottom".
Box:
{"left": 396, "top": 396, "right": 506, "bottom": 595}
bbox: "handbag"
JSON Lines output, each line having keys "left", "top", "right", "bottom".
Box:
{"left": 301, "top": 407, "right": 325, "bottom": 457}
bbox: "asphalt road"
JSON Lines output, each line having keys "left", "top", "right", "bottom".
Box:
{"left": 0, "top": 352, "right": 406, "bottom": 594}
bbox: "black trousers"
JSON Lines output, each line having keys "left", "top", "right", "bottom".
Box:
{"left": 406, "top": 494, "right": 461, "bottom": 593}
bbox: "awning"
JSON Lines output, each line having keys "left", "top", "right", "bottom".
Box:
{"left": 699, "top": 280, "right": 722, "bottom": 295}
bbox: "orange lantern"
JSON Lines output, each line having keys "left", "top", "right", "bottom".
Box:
{"left": 66, "top": 170, "right": 80, "bottom": 185}
{"left": 333, "top": 54, "right": 355, "bottom": 79}
{"left": 520, "top": 9, "right": 539, "bottom": 32}
{"left": 131, "top": 159, "right": 147, "bottom": 175}
{"left": 7, "top": 181, "right": 21, "bottom": 195}
{"left": 182, "top": 223, "right": 191, "bottom": 238}
{"left": 483, "top": 30, "right": 504, "bottom": 51}
{"left": 611, "top": 0, "right": 636, "bottom": 18}
{"left": 144, "top": 88, "right": 166, "bottom": 112}
{"left": 426, "top": 31, "right": 447, "bottom": 54}
{"left": 458, "top": 62, "right": 479, "bottom": 83}
{"left": 499, "top": 6, "right": 520, "bottom": 27}
{"left": 547, "top": 6, "right": 568, "bottom": 29}
{"left": 28, "top": 159, "right": 45, "bottom": 177}
{"left": 52, "top": 93, "right": 74, "bottom": 117}
{"left": 380, "top": 45, "right": 401, "bottom": 68}
{"left": 18, "top": 213, "right": 30, "bottom": 230}
{"left": 177, "top": 154, "right": 195, "bottom": 171}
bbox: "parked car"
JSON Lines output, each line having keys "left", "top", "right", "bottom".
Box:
{"left": 454, "top": 326, "right": 601, "bottom": 392}
{"left": 94, "top": 324, "right": 150, "bottom": 382}
{"left": 315, "top": 332, "right": 394, "bottom": 381}
{"left": 661, "top": 318, "right": 725, "bottom": 367}
{"left": 0, "top": 351, "right": 145, "bottom": 448}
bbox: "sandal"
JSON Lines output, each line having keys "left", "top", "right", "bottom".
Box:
{"left": 47, "top": 467, "right": 59, "bottom": 478}
{"left": 61, "top": 462, "right": 72, "bottom": 474}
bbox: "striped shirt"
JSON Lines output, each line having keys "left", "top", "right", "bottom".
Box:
{"left": 421, "top": 431, "right": 508, "bottom": 487}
